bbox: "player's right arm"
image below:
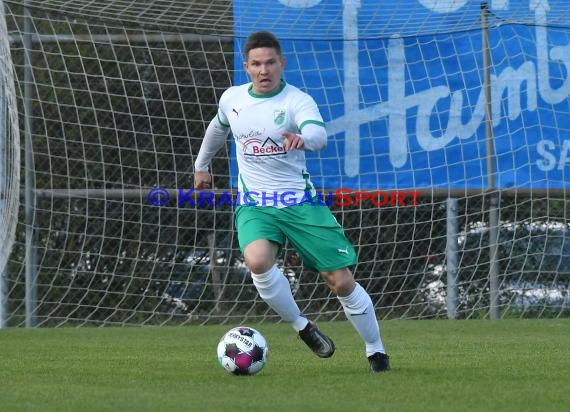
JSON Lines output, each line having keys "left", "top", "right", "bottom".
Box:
{"left": 282, "top": 123, "right": 326, "bottom": 152}
{"left": 283, "top": 90, "right": 326, "bottom": 152}
{"left": 194, "top": 112, "right": 231, "bottom": 189}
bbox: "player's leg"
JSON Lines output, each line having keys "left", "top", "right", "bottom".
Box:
{"left": 320, "top": 268, "right": 390, "bottom": 372}
{"left": 279, "top": 203, "right": 389, "bottom": 371}
{"left": 247, "top": 242, "right": 334, "bottom": 358}
{"left": 242, "top": 205, "right": 334, "bottom": 358}
{"left": 236, "top": 206, "right": 309, "bottom": 333}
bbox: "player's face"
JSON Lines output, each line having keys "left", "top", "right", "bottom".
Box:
{"left": 244, "top": 47, "right": 285, "bottom": 95}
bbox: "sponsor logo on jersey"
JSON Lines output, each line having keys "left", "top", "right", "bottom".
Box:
{"left": 235, "top": 129, "right": 264, "bottom": 141}
{"left": 242, "top": 137, "right": 286, "bottom": 157}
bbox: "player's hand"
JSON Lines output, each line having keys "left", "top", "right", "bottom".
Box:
{"left": 282, "top": 131, "right": 305, "bottom": 151}
{"left": 194, "top": 171, "right": 212, "bottom": 190}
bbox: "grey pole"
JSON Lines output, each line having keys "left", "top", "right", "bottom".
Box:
{"left": 342, "top": 0, "right": 361, "bottom": 177}
{"left": 482, "top": 2, "right": 500, "bottom": 320}
{"left": 446, "top": 198, "right": 459, "bottom": 319}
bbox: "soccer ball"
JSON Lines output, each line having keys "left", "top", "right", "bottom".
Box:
{"left": 216, "top": 326, "right": 269, "bottom": 375}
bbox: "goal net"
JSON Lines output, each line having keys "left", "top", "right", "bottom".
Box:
{"left": 2, "top": 0, "right": 569, "bottom": 326}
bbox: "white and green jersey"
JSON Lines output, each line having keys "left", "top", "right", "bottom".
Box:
{"left": 217, "top": 81, "right": 326, "bottom": 208}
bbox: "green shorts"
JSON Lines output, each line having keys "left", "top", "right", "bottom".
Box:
{"left": 235, "top": 203, "right": 357, "bottom": 272}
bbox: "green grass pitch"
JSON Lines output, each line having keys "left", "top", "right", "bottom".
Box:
{"left": 1, "top": 319, "right": 568, "bottom": 411}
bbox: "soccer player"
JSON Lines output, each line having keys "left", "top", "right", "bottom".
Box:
{"left": 194, "top": 31, "right": 390, "bottom": 373}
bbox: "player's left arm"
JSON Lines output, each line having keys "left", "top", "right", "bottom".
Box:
{"left": 283, "top": 93, "right": 327, "bottom": 151}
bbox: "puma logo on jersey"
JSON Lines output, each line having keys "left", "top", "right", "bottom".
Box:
{"left": 232, "top": 108, "right": 241, "bottom": 117}
{"left": 337, "top": 247, "right": 349, "bottom": 255}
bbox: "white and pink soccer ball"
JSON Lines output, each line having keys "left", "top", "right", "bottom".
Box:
{"left": 217, "top": 326, "right": 269, "bottom": 375}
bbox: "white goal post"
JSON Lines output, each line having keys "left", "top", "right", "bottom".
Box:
{"left": 0, "top": 1, "right": 20, "bottom": 328}
{"left": 1, "top": 0, "right": 569, "bottom": 327}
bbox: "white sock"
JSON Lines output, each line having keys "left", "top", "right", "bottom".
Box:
{"left": 251, "top": 265, "right": 309, "bottom": 332}
{"left": 338, "top": 283, "right": 386, "bottom": 357}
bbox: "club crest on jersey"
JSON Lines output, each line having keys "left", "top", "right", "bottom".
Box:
{"left": 274, "top": 109, "right": 286, "bottom": 125}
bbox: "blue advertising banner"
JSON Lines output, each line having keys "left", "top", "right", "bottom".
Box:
{"left": 231, "top": 0, "right": 570, "bottom": 189}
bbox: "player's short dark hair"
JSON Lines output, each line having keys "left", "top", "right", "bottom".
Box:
{"left": 244, "top": 31, "right": 282, "bottom": 59}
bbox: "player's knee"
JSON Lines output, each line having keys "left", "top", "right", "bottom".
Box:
{"left": 334, "top": 277, "right": 356, "bottom": 296}
{"left": 245, "top": 254, "right": 274, "bottom": 274}
{"left": 321, "top": 269, "right": 355, "bottom": 296}
{"left": 244, "top": 240, "right": 278, "bottom": 274}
